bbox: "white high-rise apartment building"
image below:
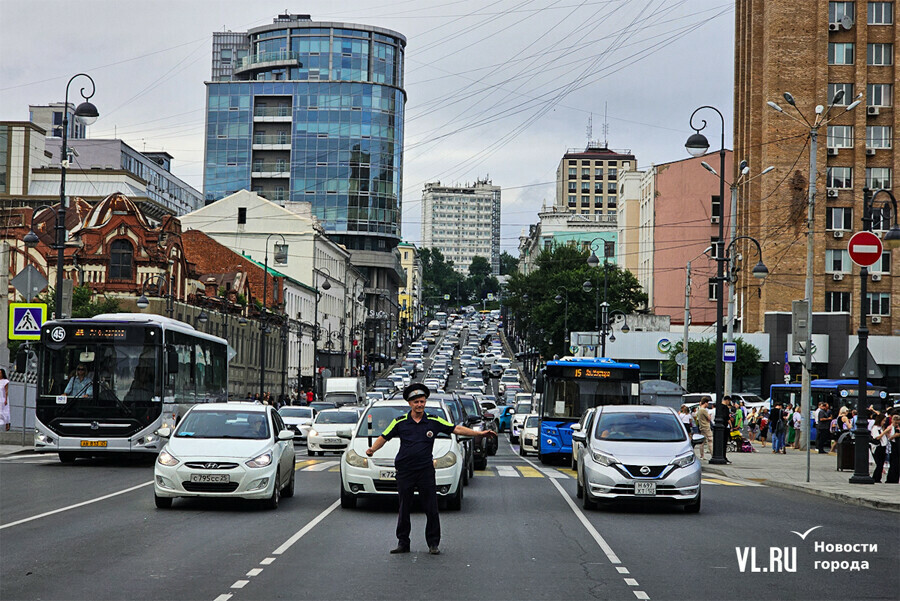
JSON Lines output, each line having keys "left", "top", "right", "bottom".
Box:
{"left": 422, "top": 179, "right": 501, "bottom": 275}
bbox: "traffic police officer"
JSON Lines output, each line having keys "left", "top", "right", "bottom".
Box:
{"left": 366, "top": 382, "right": 496, "bottom": 555}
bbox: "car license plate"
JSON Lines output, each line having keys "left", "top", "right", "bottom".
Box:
{"left": 379, "top": 470, "right": 396, "bottom": 480}
{"left": 635, "top": 481, "right": 656, "bottom": 496}
{"left": 326, "top": 438, "right": 343, "bottom": 444}
{"left": 190, "top": 474, "right": 230, "bottom": 483}
{"left": 80, "top": 440, "right": 107, "bottom": 447}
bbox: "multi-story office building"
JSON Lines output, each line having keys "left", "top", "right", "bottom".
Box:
{"left": 555, "top": 144, "right": 636, "bottom": 218}
{"left": 734, "top": 0, "right": 898, "bottom": 388}
{"left": 203, "top": 13, "right": 407, "bottom": 302}
{"left": 397, "top": 241, "right": 423, "bottom": 341}
{"left": 421, "top": 179, "right": 501, "bottom": 275}
{"left": 28, "top": 102, "right": 87, "bottom": 139}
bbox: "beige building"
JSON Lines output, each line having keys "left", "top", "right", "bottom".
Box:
{"left": 554, "top": 144, "right": 636, "bottom": 218}
{"left": 397, "top": 241, "right": 423, "bottom": 341}
{"left": 734, "top": 0, "right": 897, "bottom": 334}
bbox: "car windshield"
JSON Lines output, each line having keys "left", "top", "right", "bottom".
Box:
{"left": 279, "top": 407, "right": 313, "bottom": 418}
{"left": 375, "top": 379, "right": 394, "bottom": 388}
{"left": 315, "top": 411, "right": 359, "bottom": 424}
{"left": 525, "top": 416, "right": 540, "bottom": 427}
{"left": 593, "top": 412, "right": 687, "bottom": 442}
{"left": 501, "top": 375, "right": 518, "bottom": 382}
{"left": 175, "top": 410, "right": 270, "bottom": 440}
{"left": 515, "top": 403, "right": 532, "bottom": 414}
{"left": 356, "top": 405, "right": 451, "bottom": 437}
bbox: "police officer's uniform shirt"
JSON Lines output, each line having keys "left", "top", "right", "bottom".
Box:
{"left": 381, "top": 411, "right": 455, "bottom": 471}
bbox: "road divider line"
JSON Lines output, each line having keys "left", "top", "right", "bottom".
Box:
{"left": 617, "top": 567, "right": 630, "bottom": 574}
{"left": 260, "top": 557, "right": 276, "bottom": 565}
{"left": 634, "top": 591, "right": 650, "bottom": 600}
{"left": 246, "top": 568, "right": 263, "bottom": 577}
{"left": 273, "top": 499, "right": 340, "bottom": 555}
{"left": 548, "top": 478, "right": 621, "bottom": 564}
{"left": 0, "top": 481, "right": 152, "bottom": 531}
{"left": 213, "top": 595, "right": 232, "bottom": 601}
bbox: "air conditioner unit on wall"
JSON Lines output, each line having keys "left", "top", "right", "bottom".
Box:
{"left": 711, "top": 216, "right": 720, "bottom": 224}
{"left": 866, "top": 148, "right": 877, "bottom": 156}
{"left": 827, "top": 147, "right": 839, "bottom": 156}
{"left": 833, "top": 230, "right": 845, "bottom": 238}
{"left": 867, "top": 106, "right": 880, "bottom": 116}
{"left": 872, "top": 273, "right": 882, "bottom": 282}
{"left": 827, "top": 189, "right": 839, "bottom": 198}
{"left": 871, "top": 315, "right": 882, "bottom": 324}
{"left": 828, "top": 23, "right": 839, "bottom": 31}
{"left": 833, "top": 273, "right": 844, "bottom": 281}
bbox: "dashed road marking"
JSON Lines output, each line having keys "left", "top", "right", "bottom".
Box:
{"left": 230, "top": 580, "right": 249, "bottom": 589}
{"left": 496, "top": 465, "right": 519, "bottom": 477}
{"left": 246, "top": 568, "right": 263, "bottom": 577}
{"left": 516, "top": 466, "right": 543, "bottom": 478}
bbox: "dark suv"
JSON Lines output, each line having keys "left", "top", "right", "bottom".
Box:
{"left": 458, "top": 394, "right": 497, "bottom": 469}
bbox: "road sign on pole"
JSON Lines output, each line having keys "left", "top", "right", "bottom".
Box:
{"left": 9, "top": 303, "right": 47, "bottom": 340}
{"left": 847, "top": 231, "right": 883, "bottom": 267}
{"left": 722, "top": 342, "right": 737, "bottom": 363}
{"left": 10, "top": 265, "right": 48, "bottom": 303}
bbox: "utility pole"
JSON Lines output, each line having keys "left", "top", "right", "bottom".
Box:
{"left": 681, "top": 261, "right": 691, "bottom": 389}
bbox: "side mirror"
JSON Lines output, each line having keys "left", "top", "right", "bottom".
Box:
{"left": 278, "top": 429, "right": 295, "bottom": 441}
{"left": 691, "top": 434, "right": 706, "bottom": 446}
{"left": 571, "top": 423, "right": 582, "bottom": 432}
{"left": 167, "top": 347, "right": 179, "bottom": 375}
{"left": 508, "top": 409, "right": 516, "bottom": 415}
{"left": 336, "top": 429, "right": 353, "bottom": 439}
{"left": 571, "top": 431, "right": 587, "bottom": 443}
{"left": 155, "top": 427, "right": 172, "bottom": 438}
{"left": 16, "top": 348, "right": 28, "bottom": 373}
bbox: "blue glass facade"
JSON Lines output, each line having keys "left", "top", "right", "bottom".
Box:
{"left": 204, "top": 21, "right": 406, "bottom": 246}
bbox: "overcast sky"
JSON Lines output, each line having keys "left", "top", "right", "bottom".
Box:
{"left": 0, "top": 0, "right": 735, "bottom": 254}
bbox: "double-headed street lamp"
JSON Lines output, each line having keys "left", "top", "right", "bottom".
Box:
{"left": 583, "top": 239, "right": 628, "bottom": 358}
{"left": 55, "top": 74, "right": 99, "bottom": 318}
{"left": 136, "top": 274, "right": 175, "bottom": 316}
{"left": 259, "top": 234, "right": 287, "bottom": 397}
{"left": 850, "top": 188, "right": 900, "bottom": 485}
{"left": 554, "top": 287, "right": 569, "bottom": 349}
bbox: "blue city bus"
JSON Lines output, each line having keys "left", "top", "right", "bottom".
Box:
{"left": 534, "top": 357, "right": 641, "bottom": 463}
{"left": 769, "top": 379, "right": 888, "bottom": 442}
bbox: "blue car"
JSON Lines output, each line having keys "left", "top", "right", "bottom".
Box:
{"left": 497, "top": 406, "right": 516, "bottom": 432}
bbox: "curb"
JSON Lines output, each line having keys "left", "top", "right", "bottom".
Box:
{"left": 702, "top": 466, "right": 900, "bottom": 513}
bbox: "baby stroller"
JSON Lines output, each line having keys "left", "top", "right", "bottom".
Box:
{"left": 727, "top": 428, "right": 754, "bottom": 453}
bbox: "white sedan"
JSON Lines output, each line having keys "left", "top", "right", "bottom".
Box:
{"left": 307, "top": 409, "right": 360, "bottom": 456}
{"left": 278, "top": 406, "right": 316, "bottom": 444}
{"left": 153, "top": 402, "right": 296, "bottom": 509}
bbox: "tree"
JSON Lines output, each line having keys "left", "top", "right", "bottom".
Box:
{"left": 662, "top": 337, "right": 762, "bottom": 393}
{"left": 499, "top": 251, "right": 518, "bottom": 276}
{"left": 420, "top": 248, "right": 464, "bottom": 307}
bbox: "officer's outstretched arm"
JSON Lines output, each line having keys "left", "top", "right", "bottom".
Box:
{"left": 366, "top": 436, "right": 387, "bottom": 456}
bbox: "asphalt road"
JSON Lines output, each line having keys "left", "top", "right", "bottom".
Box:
{"left": 2, "top": 327, "right": 897, "bottom": 600}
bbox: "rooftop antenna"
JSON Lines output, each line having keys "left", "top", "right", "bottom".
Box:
{"left": 586, "top": 114, "right": 593, "bottom": 146}
{"left": 601, "top": 102, "right": 609, "bottom": 148}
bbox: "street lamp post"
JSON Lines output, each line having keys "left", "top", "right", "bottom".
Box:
{"left": 850, "top": 188, "right": 900, "bottom": 484}
{"left": 136, "top": 274, "right": 175, "bottom": 316}
{"left": 554, "top": 287, "right": 569, "bottom": 351}
{"left": 56, "top": 74, "right": 99, "bottom": 318}
{"left": 259, "top": 234, "right": 287, "bottom": 398}
{"left": 312, "top": 267, "right": 332, "bottom": 402}
{"left": 684, "top": 105, "right": 729, "bottom": 465}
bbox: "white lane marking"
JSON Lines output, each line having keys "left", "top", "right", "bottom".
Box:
{"left": 548, "top": 478, "right": 621, "bottom": 564}
{"left": 0, "top": 455, "right": 57, "bottom": 463}
{"left": 260, "top": 557, "right": 276, "bottom": 565}
{"left": 273, "top": 499, "right": 341, "bottom": 555}
{"left": 537, "top": 467, "right": 568, "bottom": 479}
{"left": 495, "top": 465, "right": 519, "bottom": 477}
{"left": 625, "top": 578, "right": 639, "bottom": 586}
{"left": 0, "top": 481, "right": 152, "bottom": 530}
{"left": 246, "top": 568, "right": 263, "bottom": 577}
{"left": 213, "top": 595, "right": 232, "bottom": 601}
{"left": 617, "top": 567, "right": 630, "bottom": 574}
{"left": 303, "top": 460, "right": 340, "bottom": 472}
{"left": 634, "top": 591, "right": 650, "bottom": 600}
{"left": 230, "top": 580, "right": 249, "bottom": 589}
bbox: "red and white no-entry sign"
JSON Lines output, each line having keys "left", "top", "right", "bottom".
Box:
{"left": 847, "top": 231, "right": 883, "bottom": 267}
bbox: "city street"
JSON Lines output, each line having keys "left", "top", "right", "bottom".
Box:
{"left": 2, "top": 439, "right": 897, "bottom": 601}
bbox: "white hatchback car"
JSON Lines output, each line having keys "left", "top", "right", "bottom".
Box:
{"left": 308, "top": 409, "right": 360, "bottom": 456}
{"left": 339, "top": 398, "right": 465, "bottom": 510}
{"left": 153, "top": 402, "right": 296, "bottom": 509}
{"left": 518, "top": 414, "right": 541, "bottom": 456}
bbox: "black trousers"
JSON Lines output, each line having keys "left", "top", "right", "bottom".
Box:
{"left": 396, "top": 465, "right": 440, "bottom": 547}
{"left": 816, "top": 429, "right": 830, "bottom": 453}
{"left": 872, "top": 445, "right": 887, "bottom": 482}
{"left": 886, "top": 442, "right": 899, "bottom": 484}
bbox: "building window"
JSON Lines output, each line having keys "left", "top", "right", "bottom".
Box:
{"left": 827, "top": 166, "right": 852, "bottom": 188}
{"left": 867, "top": 43, "right": 894, "bottom": 65}
{"left": 594, "top": 167, "right": 603, "bottom": 178}
{"left": 594, "top": 181, "right": 603, "bottom": 193}
{"left": 109, "top": 240, "right": 133, "bottom": 280}
{"left": 581, "top": 167, "right": 590, "bottom": 177}
{"left": 825, "top": 291, "right": 851, "bottom": 312}
{"left": 871, "top": 251, "right": 892, "bottom": 273}
{"left": 826, "top": 207, "right": 853, "bottom": 230}
{"left": 607, "top": 167, "right": 618, "bottom": 180}
{"left": 827, "top": 125, "right": 854, "bottom": 148}
{"left": 872, "top": 206, "right": 893, "bottom": 231}
{"left": 828, "top": 42, "right": 855, "bottom": 64}
{"left": 581, "top": 181, "right": 590, "bottom": 193}
{"left": 867, "top": 293, "right": 891, "bottom": 315}
{"left": 238, "top": 207, "right": 247, "bottom": 224}
{"left": 568, "top": 182, "right": 577, "bottom": 193}
{"left": 568, "top": 195, "right": 576, "bottom": 207}
{"left": 607, "top": 181, "right": 617, "bottom": 194}
{"left": 868, "top": 2, "right": 894, "bottom": 24}
{"left": 580, "top": 196, "right": 590, "bottom": 206}
{"left": 825, "top": 249, "right": 850, "bottom": 273}
{"left": 867, "top": 125, "right": 892, "bottom": 149}
{"left": 867, "top": 84, "right": 893, "bottom": 107}
{"left": 708, "top": 278, "right": 718, "bottom": 301}
{"left": 568, "top": 167, "right": 577, "bottom": 177}
{"left": 711, "top": 194, "right": 722, "bottom": 220}
{"left": 866, "top": 167, "right": 892, "bottom": 189}
{"left": 220, "top": 48, "right": 233, "bottom": 62}
{"left": 827, "top": 83, "right": 853, "bottom": 105}
{"left": 594, "top": 196, "right": 604, "bottom": 207}
{"left": 829, "top": 1, "right": 856, "bottom": 23}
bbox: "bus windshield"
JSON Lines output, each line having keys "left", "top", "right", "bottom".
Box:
{"left": 542, "top": 378, "right": 634, "bottom": 420}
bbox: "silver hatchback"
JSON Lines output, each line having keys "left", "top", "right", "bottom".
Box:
{"left": 573, "top": 405, "right": 703, "bottom": 512}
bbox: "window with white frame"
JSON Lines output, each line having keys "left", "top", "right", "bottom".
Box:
{"left": 826, "top": 249, "right": 850, "bottom": 272}
{"left": 708, "top": 278, "right": 718, "bottom": 301}
{"left": 827, "top": 166, "right": 852, "bottom": 188}
{"left": 868, "top": 2, "right": 894, "bottom": 23}
{"left": 825, "top": 291, "right": 851, "bottom": 312}
{"left": 829, "top": 1, "right": 856, "bottom": 23}
{"left": 828, "top": 125, "right": 854, "bottom": 148}
{"left": 867, "top": 125, "right": 892, "bottom": 149}
{"left": 867, "top": 292, "right": 891, "bottom": 315}
{"left": 828, "top": 83, "right": 853, "bottom": 105}
{"left": 867, "top": 43, "right": 894, "bottom": 65}
{"left": 828, "top": 42, "right": 855, "bottom": 64}
{"left": 871, "top": 251, "right": 892, "bottom": 273}
{"left": 826, "top": 207, "right": 853, "bottom": 230}
{"left": 568, "top": 195, "right": 577, "bottom": 207}
{"left": 871, "top": 206, "right": 893, "bottom": 231}
{"left": 866, "top": 167, "right": 892, "bottom": 189}
{"left": 867, "top": 83, "right": 893, "bottom": 106}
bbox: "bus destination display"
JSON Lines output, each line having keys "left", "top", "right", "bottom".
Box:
{"left": 73, "top": 327, "right": 128, "bottom": 340}
{"left": 570, "top": 368, "right": 612, "bottom": 379}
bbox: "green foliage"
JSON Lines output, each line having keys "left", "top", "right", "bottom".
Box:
{"left": 499, "top": 251, "right": 518, "bottom": 276}
{"left": 662, "top": 337, "right": 762, "bottom": 392}
{"left": 420, "top": 250, "right": 502, "bottom": 307}
{"left": 237, "top": 293, "right": 247, "bottom": 306}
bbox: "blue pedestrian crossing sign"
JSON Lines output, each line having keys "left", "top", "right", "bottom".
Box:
{"left": 9, "top": 303, "right": 47, "bottom": 340}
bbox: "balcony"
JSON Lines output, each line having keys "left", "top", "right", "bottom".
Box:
{"left": 234, "top": 50, "right": 302, "bottom": 76}
{"left": 252, "top": 161, "right": 291, "bottom": 178}
{"left": 252, "top": 133, "right": 291, "bottom": 150}
{"left": 253, "top": 106, "right": 292, "bottom": 122}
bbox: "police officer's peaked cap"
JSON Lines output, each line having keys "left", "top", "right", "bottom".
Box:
{"left": 403, "top": 382, "right": 431, "bottom": 401}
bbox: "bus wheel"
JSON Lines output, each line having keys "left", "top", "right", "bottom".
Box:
{"left": 59, "top": 452, "right": 77, "bottom": 464}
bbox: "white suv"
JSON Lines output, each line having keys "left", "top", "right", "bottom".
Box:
{"left": 339, "top": 398, "right": 466, "bottom": 510}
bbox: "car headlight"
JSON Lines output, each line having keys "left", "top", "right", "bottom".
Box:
{"left": 471, "top": 424, "right": 484, "bottom": 431}
{"left": 246, "top": 452, "right": 273, "bottom": 468}
{"left": 345, "top": 448, "right": 369, "bottom": 468}
{"left": 670, "top": 452, "right": 695, "bottom": 468}
{"left": 589, "top": 449, "right": 618, "bottom": 467}
{"left": 157, "top": 449, "right": 179, "bottom": 466}
{"left": 309, "top": 429, "right": 318, "bottom": 437}
{"left": 433, "top": 451, "right": 458, "bottom": 469}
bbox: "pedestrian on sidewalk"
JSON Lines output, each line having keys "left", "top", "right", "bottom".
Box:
{"left": 679, "top": 405, "right": 694, "bottom": 436}
{"left": 816, "top": 402, "right": 832, "bottom": 454}
{"left": 758, "top": 408, "right": 769, "bottom": 447}
{"left": 770, "top": 401, "right": 787, "bottom": 454}
{"left": 747, "top": 408, "right": 759, "bottom": 442}
{"left": 830, "top": 407, "right": 851, "bottom": 453}
{"left": 871, "top": 413, "right": 890, "bottom": 483}
{"left": 792, "top": 406, "right": 803, "bottom": 450}
{"left": 695, "top": 398, "right": 713, "bottom": 459}
{"left": 885, "top": 414, "right": 900, "bottom": 484}
{"left": 0, "top": 368, "right": 10, "bottom": 432}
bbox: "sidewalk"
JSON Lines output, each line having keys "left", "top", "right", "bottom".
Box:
{"left": 701, "top": 440, "right": 900, "bottom": 512}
